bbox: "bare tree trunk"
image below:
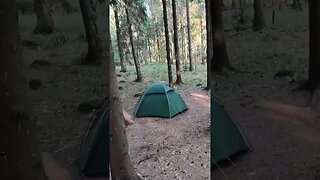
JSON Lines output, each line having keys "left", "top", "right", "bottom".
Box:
{"left": 211, "top": 0, "right": 232, "bottom": 72}
{"left": 0, "top": 1, "right": 47, "bottom": 179}
{"left": 33, "top": 0, "right": 55, "bottom": 34}
{"left": 156, "top": 29, "right": 161, "bottom": 62}
{"left": 114, "top": 8, "right": 126, "bottom": 72}
{"left": 107, "top": 3, "right": 142, "bottom": 178}
{"left": 200, "top": 11, "right": 205, "bottom": 65}
{"left": 232, "top": 0, "right": 236, "bottom": 9}
{"left": 125, "top": 0, "right": 142, "bottom": 81}
{"left": 305, "top": 0, "right": 320, "bottom": 92}
{"left": 186, "top": 0, "right": 193, "bottom": 71}
{"left": 253, "top": 0, "right": 265, "bottom": 31}
{"left": 205, "top": 0, "right": 212, "bottom": 89}
{"left": 162, "top": 0, "right": 173, "bottom": 87}
{"left": 79, "top": 0, "right": 104, "bottom": 64}
{"left": 60, "top": 0, "right": 77, "bottom": 13}
{"left": 172, "top": 0, "right": 183, "bottom": 84}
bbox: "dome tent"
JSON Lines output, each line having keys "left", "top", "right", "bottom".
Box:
{"left": 211, "top": 95, "right": 250, "bottom": 165}
{"left": 134, "top": 83, "right": 188, "bottom": 118}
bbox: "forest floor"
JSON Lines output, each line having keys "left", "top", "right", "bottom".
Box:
{"left": 213, "top": 7, "right": 320, "bottom": 180}
{"left": 19, "top": 5, "right": 320, "bottom": 180}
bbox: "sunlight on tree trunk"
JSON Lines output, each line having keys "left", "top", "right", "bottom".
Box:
{"left": 0, "top": 1, "right": 47, "bottom": 179}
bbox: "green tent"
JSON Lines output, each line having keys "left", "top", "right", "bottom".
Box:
{"left": 212, "top": 95, "right": 249, "bottom": 164}
{"left": 78, "top": 98, "right": 109, "bottom": 177}
{"left": 134, "top": 83, "right": 188, "bottom": 118}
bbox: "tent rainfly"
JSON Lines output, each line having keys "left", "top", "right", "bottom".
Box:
{"left": 212, "top": 95, "right": 249, "bottom": 164}
{"left": 134, "top": 83, "right": 188, "bottom": 118}
{"left": 78, "top": 98, "right": 109, "bottom": 177}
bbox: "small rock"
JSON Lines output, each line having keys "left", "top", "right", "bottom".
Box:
{"left": 77, "top": 98, "right": 104, "bottom": 113}
{"left": 123, "top": 110, "right": 134, "bottom": 125}
{"left": 29, "top": 79, "right": 44, "bottom": 90}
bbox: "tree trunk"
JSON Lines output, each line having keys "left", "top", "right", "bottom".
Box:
{"left": 0, "top": 0, "right": 47, "bottom": 179}
{"left": 162, "top": 0, "right": 173, "bottom": 87}
{"left": 253, "top": 0, "right": 265, "bottom": 31}
{"left": 205, "top": 0, "right": 212, "bottom": 89}
{"left": 125, "top": 50, "right": 134, "bottom": 66}
{"left": 107, "top": 2, "right": 142, "bottom": 178}
{"left": 125, "top": 1, "right": 142, "bottom": 82}
{"left": 33, "top": 0, "right": 55, "bottom": 34}
{"left": 114, "top": 8, "right": 126, "bottom": 72}
{"left": 156, "top": 28, "right": 161, "bottom": 62}
{"left": 148, "top": 37, "right": 152, "bottom": 63}
{"left": 211, "top": 0, "right": 231, "bottom": 72}
{"left": 306, "top": 0, "right": 320, "bottom": 92}
{"left": 186, "top": 0, "right": 193, "bottom": 71}
{"left": 172, "top": 0, "right": 183, "bottom": 84}
{"left": 60, "top": 0, "right": 77, "bottom": 13}
{"left": 232, "top": 0, "right": 236, "bottom": 9}
{"left": 79, "top": 0, "right": 104, "bottom": 64}
{"left": 200, "top": 11, "right": 205, "bottom": 65}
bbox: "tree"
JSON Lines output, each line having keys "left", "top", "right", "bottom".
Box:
{"left": 125, "top": 0, "right": 142, "bottom": 82}
{"left": 162, "top": 0, "right": 173, "bottom": 87}
{"left": 33, "top": 0, "right": 55, "bottom": 34}
{"left": 107, "top": 2, "right": 143, "bottom": 179}
{"left": 205, "top": 0, "right": 212, "bottom": 89}
{"left": 113, "top": 5, "right": 127, "bottom": 72}
{"left": 211, "top": 0, "right": 232, "bottom": 72}
{"left": 172, "top": 0, "right": 183, "bottom": 84}
{"left": 186, "top": 0, "right": 193, "bottom": 71}
{"left": 253, "top": 0, "right": 265, "bottom": 31}
{"left": 0, "top": 0, "right": 47, "bottom": 179}
{"left": 79, "top": 0, "right": 105, "bottom": 64}
{"left": 304, "top": 0, "right": 320, "bottom": 93}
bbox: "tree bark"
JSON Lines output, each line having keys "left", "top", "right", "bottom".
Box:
{"left": 172, "top": 0, "right": 183, "bottom": 84}
{"left": 253, "top": 0, "right": 265, "bottom": 31}
{"left": 162, "top": 0, "right": 173, "bottom": 87}
{"left": 125, "top": 0, "right": 142, "bottom": 82}
{"left": 306, "top": 0, "right": 320, "bottom": 92}
{"left": 79, "top": 0, "right": 104, "bottom": 64}
{"left": 0, "top": 0, "right": 47, "bottom": 179}
{"left": 60, "top": 0, "right": 77, "bottom": 13}
{"left": 114, "top": 8, "right": 126, "bottom": 72}
{"left": 211, "top": 0, "right": 231, "bottom": 72}
{"left": 107, "top": 2, "right": 142, "bottom": 178}
{"left": 33, "top": 0, "right": 55, "bottom": 34}
{"left": 205, "top": 0, "right": 213, "bottom": 89}
{"left": 186, "top": 0, "right": 193, "bottom": 71}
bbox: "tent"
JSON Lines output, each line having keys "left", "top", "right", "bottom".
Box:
{"left": 212, "top": 95, "right": 249, "bottom": 165}
{"left": 134, "top": 83, "right": 188, "bottom": 118}
{"left": 78, "top": 98, "right": 109, "bottom": 177}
